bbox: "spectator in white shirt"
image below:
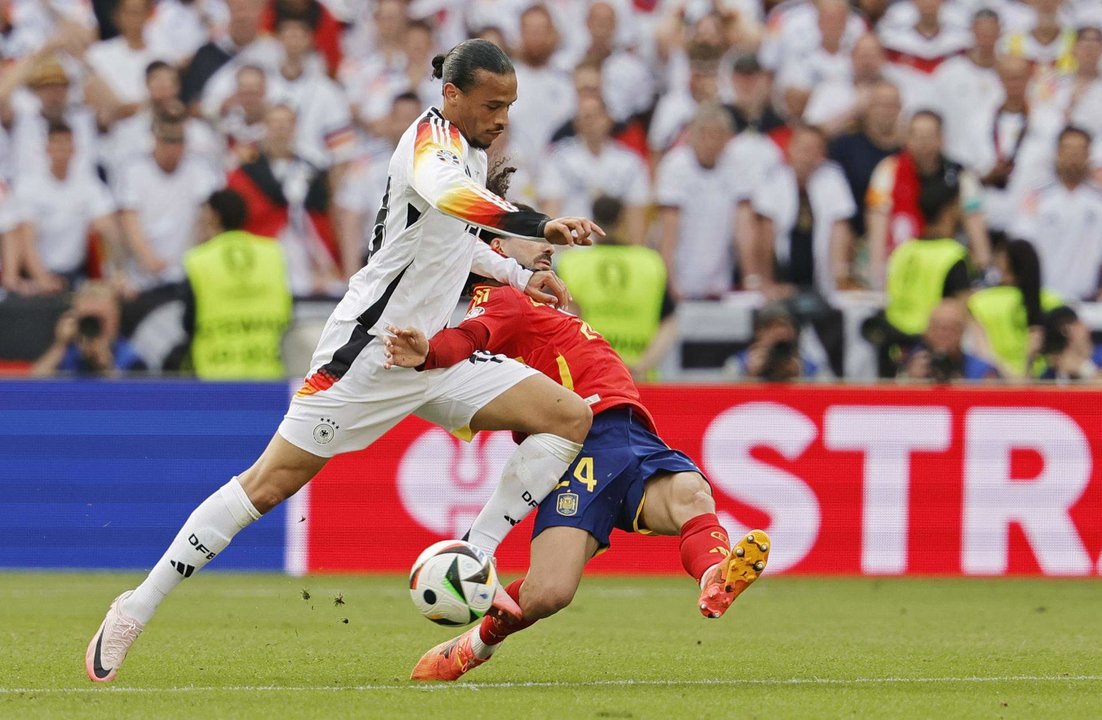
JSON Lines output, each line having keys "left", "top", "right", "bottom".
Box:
{"left": 1011, "top": 126, "right": 1102, "bottom": 301}
{"left": 340, "top": 0, "right": 408, "bottom": 66}
{"left": 649, "top": 41, "right": 722, "bottom": 153}
{"left": 776, "top": 0, "right": 859, "bottom": 121}
{"left": 759, "top": 0, "right": 866, "bottom": 78}
{"left": 1000, "top": 0, "right": 1076, "bottom": 104}
{"left": 539, "top": 94, "right": 650, "bottom": 244}
{"left": 104, "top": 63, "right": 222, "bottom": 182}
{"left": 804, "top": 33, "right": 913, "bottom": 134}
{"left": 575, "top": 0, "right": 654, "bottom": 124}
{"left": 878, "top": 0, "right": 971, "bottom": 110}
{"left": 752, "top": 124, "right": 857, "bottom": 300}
{"left": 933, "top": 9, "right": 1003, "bottom": 163}
{"left": 963, "top": 55, "right": 1065, "bottom": 236}
{"left": 117, "top": 110, "right": 222, "bottom": 293}
{"left": 340, "top": 13, "right": 437, "bottom": 139}
{"left": 145, "top": 0, "right": 228, "bottom": 66}
{"left": 335, "top": 92, "right": 422, "bottom": 270}
{"left": 211, "top": 64, "right": 270, "bottom": 168}
{"left": 269, "top": 13, "right": 356, "bottom": 172}
{"left": 85, "top": 0, "right": 164, "bottom": 108}
{"left": 182, "top": 0, "right": 282, "bottom": 107}
{"left": 1047, "top": 25, "right": 1102, "bottom": 140}
{"left": 0, "top": 50, "right": 103, "bottom": 181}
{"left": 4, "top": 0, "right": 97, "bottom": 60}
{"left": 510, "top": 4, "right": 576, "bottom": 163}
{"left": 655, "top": 102, "right": 740, "bottom": 300}
{"left": 9, "top": 121, "right": 119, "bottom": 294}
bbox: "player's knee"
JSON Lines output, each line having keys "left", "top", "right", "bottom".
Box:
{"left": 670, "top": 472, "right": 715, "bottom": 518}
{"left": 238, "top": 469, "right": 293, "bottom": 514}
{"left": 522, "top": 581, "right": 577, "bottom": 620}
{"left": 243, "top": 485, "right": 285, "bottom": 514}
{"left": 555, "top": 396, "right": 592, "bottom": 444}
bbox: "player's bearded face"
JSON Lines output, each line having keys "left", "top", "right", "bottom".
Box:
{"left": 496, "top": 237, "right": 553, "bottom": 271}
{"left": 449, "top": 71, "right": 518, "bottom": 150}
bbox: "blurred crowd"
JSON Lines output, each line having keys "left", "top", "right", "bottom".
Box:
{"left": 0, "top": 0, "right": 1101, "bottom": 383}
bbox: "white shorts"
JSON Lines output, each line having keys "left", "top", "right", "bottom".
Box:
{"left": 279, "top": 316, "right": 539, "bottom": 457}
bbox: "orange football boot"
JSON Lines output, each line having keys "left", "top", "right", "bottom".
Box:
{"left": 698, "top": 530, "right": 770, "bottom": 619}
{"left": 410, "top": 627, "right": 489, "bottom": 681}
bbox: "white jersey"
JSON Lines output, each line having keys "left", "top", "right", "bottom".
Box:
{"left": 331, "top": 108, "right": 542, "bottom": 338}
{"left": 282, "top": 108, "right": 546, "bottom": 457}
{"left": 1011, "top": 180, "right": 1102, "bottom": 302}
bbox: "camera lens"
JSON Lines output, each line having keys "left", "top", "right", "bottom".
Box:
{"left": 77, "top": 315, "right": 103, "bottom": 339}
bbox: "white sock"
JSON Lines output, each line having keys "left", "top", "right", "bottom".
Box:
{"left": 469, "top": 630, "right": 500, "bottom": 659}
{"left": 466, "top": 433, "right": 582, "bottom": 556}
{"left": 123, "top": 477, "right": 261, "bottom": 624}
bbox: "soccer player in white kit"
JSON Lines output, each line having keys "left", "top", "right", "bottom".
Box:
{"left": 85, "top": 39, "right": 603, "bottom": 683}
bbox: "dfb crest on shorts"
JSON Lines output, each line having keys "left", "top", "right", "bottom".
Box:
{"left": 313, "top": 418, "right": 339, "bottom": 445}
{"left": 556, "top": 491, "right": 579, "bottom": 517}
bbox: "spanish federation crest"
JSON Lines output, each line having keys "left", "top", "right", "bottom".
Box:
{"left": 556, "top": 491, "right": 579, "bottom": 517}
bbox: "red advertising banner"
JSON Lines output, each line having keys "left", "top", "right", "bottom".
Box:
{"left": 301, "top": 386, "right": 1102, "bottom": 577}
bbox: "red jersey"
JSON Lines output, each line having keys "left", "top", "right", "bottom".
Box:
{"left": 422, "top": 283, "right": 657, "bottom": 431}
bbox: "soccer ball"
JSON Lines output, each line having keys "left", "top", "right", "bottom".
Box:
{"left": 409, "top": 540, "right": 498, "bottom": 626}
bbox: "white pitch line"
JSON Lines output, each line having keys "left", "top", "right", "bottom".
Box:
{"left": 2, "top": 676, "right": 1101, "bottom": 695}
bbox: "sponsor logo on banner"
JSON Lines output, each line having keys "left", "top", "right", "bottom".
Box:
{"left": 395, "top": 428, "right": 515, "bottom": 537}
{"left": 305, "top": 387, "right": 1102, "bottom": 577}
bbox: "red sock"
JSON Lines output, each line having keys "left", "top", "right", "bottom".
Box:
{"left": 479, "top": 578, "right": 537, "bottom": 645}
{"left": 679, "top": 513, "right": 730, "bottom": 582}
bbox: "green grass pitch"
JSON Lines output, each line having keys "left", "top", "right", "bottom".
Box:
{"left": 2, "top": 573, "right": 1100, "bottom": 719}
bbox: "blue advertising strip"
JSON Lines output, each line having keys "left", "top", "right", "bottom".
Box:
{"left": 0, "top": 380, "right": 290, "bottom": 570}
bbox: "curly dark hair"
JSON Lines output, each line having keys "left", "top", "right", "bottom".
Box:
{"left": 485, "top": 157, "right": 517, "bottom": 198}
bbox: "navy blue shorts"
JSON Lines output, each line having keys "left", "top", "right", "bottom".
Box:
{"left": 532, "top": 407, "right": 702, "bottom": 549}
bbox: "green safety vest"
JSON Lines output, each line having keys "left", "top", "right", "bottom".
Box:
{"left": 556, "top": 245, "right": 666, "bottom": 367}
{"left": 968, "top": 286, "right": 1063, "bottom": 377}
{"left": 184, "top": 230, "right": 292, "bottom": 380}
{"left": 885, "top": 238, "right": 970, "bottom": 335}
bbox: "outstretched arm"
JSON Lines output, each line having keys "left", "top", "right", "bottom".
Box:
{"left": 410, "top": 116, "right": 601, "bottom": 245}
{"left": 385, "top": 286, "right": 524, "bottom": 369}
{"left": 469, "top": 236, "right": 571, "bottom": 307}
{"left": 384, "top": 322, "right": 492, "bottom": 370}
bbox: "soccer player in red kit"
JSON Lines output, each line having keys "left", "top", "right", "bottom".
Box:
{"left": 384, "top": 229, "right": 771, "bottom": 682}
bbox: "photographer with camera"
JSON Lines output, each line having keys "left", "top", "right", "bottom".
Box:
{"left": 31, "top": 281, "right": 145, "bottom": 376}
{"left": 728, "top": 301, "right": 820, "bottom": 382}
{"left": 866, "top": 169, "right": 974, "bottom": 377}
{"left": 1034, "top": 306, "right": 1102, "bottom": 383}
{"left": 897, "top": 299, "right": 999, "bottom": 383}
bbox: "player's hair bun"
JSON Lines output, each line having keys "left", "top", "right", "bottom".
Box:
{"left": 430, "top": 41, "right": 513, "bottom": 90}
